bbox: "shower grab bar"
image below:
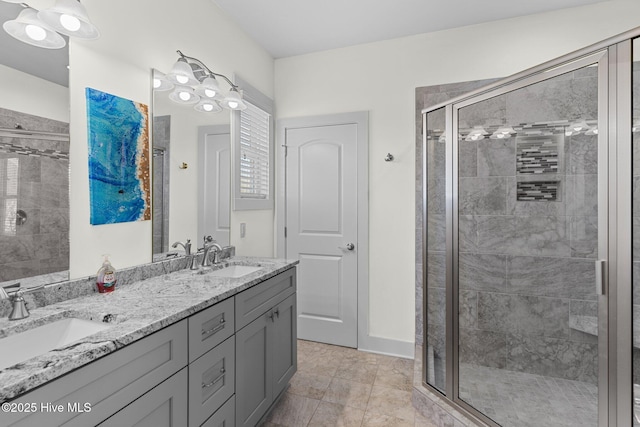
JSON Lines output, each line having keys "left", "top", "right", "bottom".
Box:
{"left": 595, "top": 260, "right": 606, "bottom": 296}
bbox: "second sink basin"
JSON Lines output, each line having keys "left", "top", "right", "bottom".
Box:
{"left": 0, "top": 318, "right": 112, "bottom": 371}
{"left": 204, "top": 265, "right": 263, "bottom": 278}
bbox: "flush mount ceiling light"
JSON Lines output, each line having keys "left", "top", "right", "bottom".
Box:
{"left": 159, "top": 50, "right": 247, "bottom": 113}
{"left": 3, "top": 7, "right": 65, "bottom": 49}
{"left": 1, "top": 0, "right": 99, "bottom": 49}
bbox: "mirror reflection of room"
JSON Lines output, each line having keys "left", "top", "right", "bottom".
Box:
{"left": 0, "top": 1, "right": 70, "bottom": 286}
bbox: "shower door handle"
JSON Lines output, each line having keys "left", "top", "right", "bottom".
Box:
{"left": 595, "top": 260, "right": 606, "bottom": 296}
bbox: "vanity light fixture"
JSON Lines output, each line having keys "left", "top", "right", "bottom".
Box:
{"left": 153, "top": 71, "right": 174, "bottom": 92}
{"left": 490, "top": 126, "right": 515, "bottom": 139}
{"left": 464, "top": 126, "right": 488, "bottom": 141}
{"left": 168, "top": 86, "right": 199, "bottom": 105}
{"left": 37, "top": 0, "right": 99, "bottom": 39}
{"left": 1, "top": 0, "right": 99, "bottom": 49}
{"left": 2, "top": 7, "right": 65, "bottom": 49}
{"left": 160, "top": 50, "right": 247, "bottom": 113}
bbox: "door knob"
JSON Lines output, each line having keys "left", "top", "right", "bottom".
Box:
{"left": 339, "top": 243, "right": 355, "bottom": 251}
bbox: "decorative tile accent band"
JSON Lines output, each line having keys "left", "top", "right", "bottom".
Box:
{"left": 0, "top": 141, "right": 69, "bottom": 160}
{"left": 516, "top": 181, "right": 559, "bottom": 201}
{"left": 516, "top": 137, "right": 559, "bottom": 174}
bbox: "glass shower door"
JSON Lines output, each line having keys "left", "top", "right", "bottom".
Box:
{"left": 454, "top": 54, "right": 606, "bottom": 426}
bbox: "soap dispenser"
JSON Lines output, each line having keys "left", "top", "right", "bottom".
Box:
{"left": 96, "top": 255, "right": 117, "bottom": 293}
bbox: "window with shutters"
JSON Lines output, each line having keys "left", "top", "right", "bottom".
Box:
{"left": 233, "top": 76, "right": 274, "bottom": 210}
{"left": 239, "top": 102, "right": 270, "bottom": 200}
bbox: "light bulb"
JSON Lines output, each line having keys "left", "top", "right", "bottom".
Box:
{"left": 204, "top": 89, "right": 216, "bottom": 98}
{"left": 203, "top": 103, "right": 214, "bottom": 112}
{"left": 179, "top": 91, "right": 191, "bottom": 101}
{"left": 25, "top": 24, "right": 46, "bottom": 41}
{"left": 228, "top": 101, "right": 239, "bottom": 109}
{"left": 496, "top": 133, "right": 505, "bottom": 139}
{"left": 60, "top": 14, "right": 81, "bottom": 32}
{"left": 176, "top": 75, "right": 189, "bottom": 85}
{"left": 153, "top": 78, "right": 161, "bottom": 89}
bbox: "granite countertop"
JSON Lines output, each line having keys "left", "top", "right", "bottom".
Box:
{"left": 0, "top": 257, "right": 298, "bottom": 402}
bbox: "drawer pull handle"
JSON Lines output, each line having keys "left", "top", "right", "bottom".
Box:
{"left": 274, "top": 308, "right": 280, "bottom": 318}
{"left": 202, "top": 319, "right": 226, "bottom": 336}
{"left": 202, "top": 368, "right": 226, "bottom": 389}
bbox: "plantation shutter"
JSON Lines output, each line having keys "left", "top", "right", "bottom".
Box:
{"left": 239, "top": 101, "right": 270, "bottom": 200}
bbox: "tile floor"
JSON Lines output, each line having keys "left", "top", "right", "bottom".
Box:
{"left": 459, "top": 363, "right": 597, "bottom": 427}
{"left": 263, "top": 339, "right": 436, "bottom": 427}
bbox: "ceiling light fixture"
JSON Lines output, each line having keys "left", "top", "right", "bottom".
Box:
{"left": 159, "top": 50, "right": 247, "bottom": 113}
{"left": 1, "top": 0, "right": 99, "bottom": 49}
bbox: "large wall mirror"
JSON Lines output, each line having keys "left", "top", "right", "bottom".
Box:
{"left": 151, "top": 69, "right": 231, "bottom": 258}
{"left": 0, "top": 1, "right": 70, "bottom": 286}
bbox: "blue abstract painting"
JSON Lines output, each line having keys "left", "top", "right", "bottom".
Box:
{"left": 86, "top": 88, "right": 150, "bottom": 225}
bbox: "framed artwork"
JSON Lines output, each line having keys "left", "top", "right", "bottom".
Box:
{"left": 86, "top": 88, "right": 150, "bottom": 225}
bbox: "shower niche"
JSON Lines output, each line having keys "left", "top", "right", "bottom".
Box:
{"left": 419, "top": 30, "right": 640, "bottom": 427}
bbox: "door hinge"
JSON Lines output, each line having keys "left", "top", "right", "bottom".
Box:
{"left": 284, "top": 227, "right": 287, "bottom": 238}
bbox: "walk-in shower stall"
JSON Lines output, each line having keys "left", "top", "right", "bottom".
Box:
{"left": 421, "top": 28, "right": 640, "bottom": 426}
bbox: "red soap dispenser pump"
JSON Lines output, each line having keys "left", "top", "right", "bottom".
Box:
{"left": 96, "top": 255, "right": 117, "bottom": 293}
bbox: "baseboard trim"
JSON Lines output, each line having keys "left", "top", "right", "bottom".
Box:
{"left": 358, "top": 335, "right": 415, "bottom": 359}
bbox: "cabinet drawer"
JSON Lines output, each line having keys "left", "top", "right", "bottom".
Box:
{"left": 235, "top": 268, "right": 296, "bottom": 330}
{"left": 2, "top": 320, "right": 188, "bottom": 427}
{"left": 189, "top": 297, "right": 235, "bottom": 362}
{"left": 201, "top": 395, "right": 235, "bottom": 427}
{"left": 98, "top": 368, "right": 188, "bottom": 427}
{"left": 188, "top": 336, "right": 235, "bottom": 427}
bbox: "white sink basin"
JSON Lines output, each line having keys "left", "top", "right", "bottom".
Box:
{"left": 205, "top": 265, "right": 263, "bottom": 278}
{"left": 0, "top": 318, "right": 111, "bottom": 370}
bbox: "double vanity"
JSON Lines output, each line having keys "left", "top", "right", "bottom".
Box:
{"left": 0, "top": 256, "right": 298, "bottom": 427}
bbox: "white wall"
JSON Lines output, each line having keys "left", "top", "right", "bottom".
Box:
{"left": 69, "top": 0, "right": 274, "bottom": 277}
{"left": 274, "top": 0, "right": 640, "bottom": 348}
{"left": 0, "top": 64, "right": 68, "bottom": 122}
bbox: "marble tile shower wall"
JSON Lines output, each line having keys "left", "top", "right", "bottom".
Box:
{"left": 0, "top": 108, "right": 69, "bottom": 282}
{"left": 417, "top": 67, "right": 601, "bottom": 386}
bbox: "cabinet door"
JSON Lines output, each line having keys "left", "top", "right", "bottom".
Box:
{"left": 235, "top": 312, "right": 272, "bottom": 427}
{"left": 272, "top": 293, "right": 297, "bottom": 399}
{"left": 201, "top": 396, "right": 234, "bottom": 427}
{"left": 189, "top": 336, "right": 235, "bottom": 427}
{"left": 98, "top": 368, "right": 188, "bottom": 427}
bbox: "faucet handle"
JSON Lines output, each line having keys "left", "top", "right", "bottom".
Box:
{"left": 0, "top": 282, "right": 20, "bottom": 299}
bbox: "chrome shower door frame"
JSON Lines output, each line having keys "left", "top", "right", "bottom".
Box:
{"left": 422, "top": 28, "right": 640, "bottom": 426}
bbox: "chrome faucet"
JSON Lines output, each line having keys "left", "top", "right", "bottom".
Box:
{"left": 201, "top": 235, "right": 223, "bottom": 267}
{"left": 171, "top": 239, "right": 192, "bottom": 255}
{"left": 0, "top": 283, "right": 31, "bottom": 321}
{"left": 171, "top": 239, "right": 200, "bottom": 270}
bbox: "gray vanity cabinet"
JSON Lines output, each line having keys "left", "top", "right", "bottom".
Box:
{"left": 235, "top": 269, "right": 297, "bottom": 427}
{"left": 98, "top": 368, "right": 188, "bottom": 427}
{"left": 2, "top": 320, "right": 188, "bottom": 427}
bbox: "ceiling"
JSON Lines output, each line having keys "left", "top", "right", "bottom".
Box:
{"left": 0, "top": 2, "right": 68, "bottom": 87}
{"left": 213, "top": 0, "right": 608, "bottom": 58}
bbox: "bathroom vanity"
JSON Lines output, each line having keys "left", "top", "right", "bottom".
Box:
{"left": 0, "top": 258, "right": 297, "bottom": 427}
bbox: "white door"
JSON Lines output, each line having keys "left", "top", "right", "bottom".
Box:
{"left": 198, "top": 125, "right": 230, "bottom": 247}
{"left": 285, "top": 121, "right": 360, "bottom": 348}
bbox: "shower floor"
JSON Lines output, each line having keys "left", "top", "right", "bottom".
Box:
{"left": 459, "top": 363, "right": 597, "bottom": 427}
